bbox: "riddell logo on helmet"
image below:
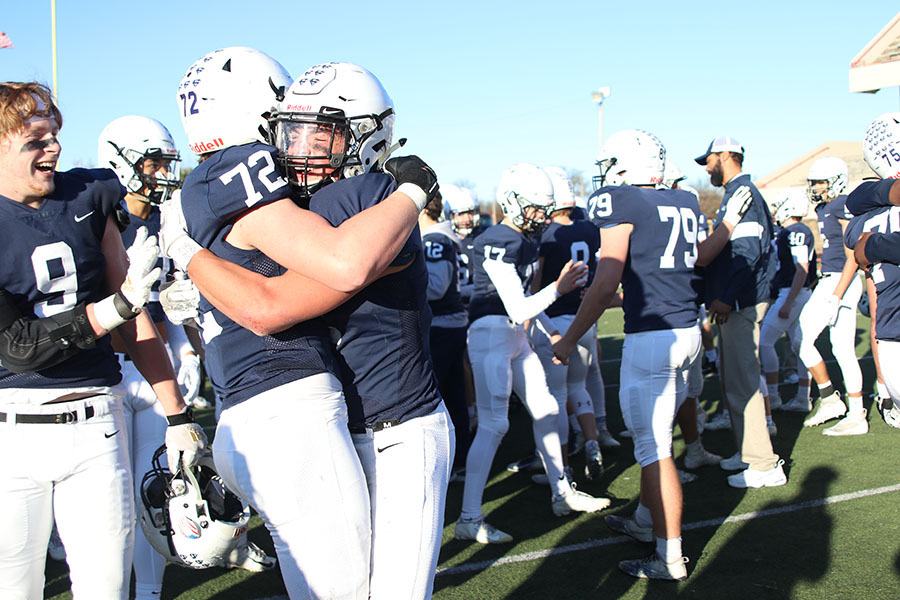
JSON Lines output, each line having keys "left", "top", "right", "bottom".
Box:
{"left": 190, "top": 138, "right": 224, "bottom": 154}
{"left": 284, "top": 104, "right": 313, "bottom": 112}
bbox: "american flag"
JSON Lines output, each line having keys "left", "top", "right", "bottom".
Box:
{"left": 0, "top": 32, "right": 13, "bottom": 49}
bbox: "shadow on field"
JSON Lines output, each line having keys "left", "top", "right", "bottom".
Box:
{"left": 678, "top": 467, "right": 836, "bottom": 599}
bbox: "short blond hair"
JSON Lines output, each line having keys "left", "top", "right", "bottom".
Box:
{"left": 0, "top": 82, "right": 62, "bottom": 135}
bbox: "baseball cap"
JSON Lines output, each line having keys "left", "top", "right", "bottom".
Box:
{"left": 695, "top": 136, "right": 745, "bottom": 165}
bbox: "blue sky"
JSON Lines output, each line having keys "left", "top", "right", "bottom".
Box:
{"left": 2, "top": 2, "right": 899, "bottom": 202}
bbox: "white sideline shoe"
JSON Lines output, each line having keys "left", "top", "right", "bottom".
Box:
{"left": 227, "top": 541, "right": 276, "bottom": 572}
{"left": 567, "top": 429, "right": 586, "bottom": 456}
{"left": 454, "top": 518, "right": 513, "bottom": 544}
{"left": 704, "top": 410, "right": 731, "bottom": 430}
{"left": 784, "top": 372, "right": 799, "bottom": 385}
{"left": 605, "top": 514, "right": 653, "bottom": 543}
{"left": 684, "top": 443, "right": 722, "bottom": 470}
{"left": 823, "top": 409, "right": 868, "bottom": 436}
{"left": 804, "top": 393, "right": 846, "bottom": 427}
{"left": 552, "top": 489, "right": 611, "bottom": 516}
{"left": 596, "top": 428, "right": 621, "bottom": 449}
{"left": 719, "top": 451, "right": 748, "bottom": 472}
{"left": 768, "top": 394, "right": 783, "bottom": 412}
{"left": 767, "top": 416, "right": 778, "bottom": 437}
{"left": 619, "top": 552, "right": 688, "bottom": 581}
{"left": 781, "top": 394, "right": 811, "bottom": 413}
{"left": 885, "top": 406, "right": 900, "bottom": 429}
{"left": 727, "top": 460, "right": 787, "bottom": 488}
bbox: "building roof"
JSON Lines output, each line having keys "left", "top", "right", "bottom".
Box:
{"left": 849, "top": 11, "right": 900, "bottom": 93}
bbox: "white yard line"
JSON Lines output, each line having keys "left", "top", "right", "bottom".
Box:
{"left": 435, "top": 483, "right": 900, "bottom": 577}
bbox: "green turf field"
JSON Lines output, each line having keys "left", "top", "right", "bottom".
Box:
{"left": 44, "top": 309, "right": 900, "bottom": 599}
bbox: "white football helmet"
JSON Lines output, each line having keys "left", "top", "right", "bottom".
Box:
{"left": 862, "top": 112, "right": 900, "bottom": 179}
{"left": 543, "top": 167, "right": 576, "bottom": 211}
{"left": 441, "top": 184, "right": 480, "bottom": 237}
{"left": 139, "top": 446, "right": 251, "bottom": 569}
{"left": 496, "top": 163, "right": 554, "bottom": 235}
{"left": 774, "top": 189, "right": 810, "bottom": 224}
{"left": 177, "top": 47, "right": 291, "bottom": 156}
{"left": 97, "top": 116, "right": 181, "bottom": 205}
{"left": 806, "top": 157, "right": 848, "bottom": 202}
{"left": 269, "top": 62, "right": 394, "bottom": 197}
{"left": 593, "top": 129, "right": 666, "bottom": 189}
{"left": 662, "top": 161, "right": 686, "bottom": 190}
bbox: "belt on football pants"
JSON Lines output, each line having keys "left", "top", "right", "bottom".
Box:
{"left": 0, "top": 405, "right": 95, "bottom": 424}
{"left": 350, "top": 419, "right": 401, "bottom": 434}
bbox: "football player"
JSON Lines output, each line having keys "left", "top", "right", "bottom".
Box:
{"left": 0, "top": 81, "right": 205, "bottom": 600}
{"left": 455, "top": 162, "right": 609, "bottom": 545}
{"left": 421, "top": 186, "right": 471, "bottom": 482}
{"left": 759, "top": 189, "right": 816, "bottom": 421}
{"left": 97, "top": 115, "right": 274, "bottom": 598}
{"left": 843, "top": 113, "right": 900, "bottom": 429}
{"left": 162, "top": 54, "right": 444, "bottom": 599}
{"left": 527, "top": 166, "right": 605, "bottom": 480}
{"left": 786, "top": 157, "right": 866, "bottom": 436}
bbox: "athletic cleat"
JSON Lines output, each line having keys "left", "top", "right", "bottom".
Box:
{"left": 704, "top": 410, "right": 731, "bottom": 430}
{"left": 226, "top": 541, "right": 276, "bottom": 572}
{"left": 532, "top": 466, "right": 574, "bottom": 487}
{"left": 605, "top": 514, "right": 653, "bottom": 543}
{"left": 719, "top": 451, "right": 748, "bottom": 472}
{"left": 507, "top": 453, "right": 542, "bottom": 473}
{"left": 454, "top": 518, "right": 513, "bottom": 544}
{"left": 885, "top": 406, "right": 900, "bottom": 430}
{"left": 823, "top": 409, "right": 868, "bottom": 436}
{"left": 784, "top": 372, "right": 799, "bottom": 385}
{"left": 596, "top": 428, "right": 621, "bottom": 449}
{"left": 678, "top": 469, "right": 698, "bottom": 484}
{"left": 768, "top": 394, "right": 783, "bottom": 412}
{"left": 584, "top": 440, "right": 604, "bottom": 480}
{"left": 767, "top": 416, "right": 778, "bottom": 437}
{"left": 684, "top": 443, "right": 722, "bottom": 470}
{"left": 552, "top": 489, "right": 611, "bottom": 516}
{"left": 619, "top": 552, "right": 688, "bottom": 581}
{"left": 619, "top": 428, "right": 633, "bottom": 438}
{"left": 804, "top": 392, "right": 846, "bottom": 427}
{"left": 727, "top": 460, "right": 787, "bottom": 488}
{"left": 47, "top": 526, "right": 66, "bottom": 562}
{"left": 781, "top": 394, "right": 812, "bottom": 413}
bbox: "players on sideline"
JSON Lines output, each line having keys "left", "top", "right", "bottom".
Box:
{"left": 0, "top": 81, "right": 207, "bottom": 599}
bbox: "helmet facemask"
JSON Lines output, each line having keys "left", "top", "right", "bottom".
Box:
{"left": 506, "top": 192, "right": 551, "bottom": 236}
{"left": 592, "top": 156, "right": 618, "bottom": 190}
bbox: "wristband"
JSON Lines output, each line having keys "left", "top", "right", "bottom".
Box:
{"left": 166, "top": 406, "right": 195, "bottom": 426}
{"left": 397, "top": 182, "right": 428, "bottom": 211}
{"left": 167, "top": 236, "right": 203, "bottom": 273}
{"left": 93, "top": 291, "right": 139, "bottom": 332}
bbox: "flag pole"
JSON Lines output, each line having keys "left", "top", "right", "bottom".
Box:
{"left": 51, "top": 0, "right": 58, "bottom": 101}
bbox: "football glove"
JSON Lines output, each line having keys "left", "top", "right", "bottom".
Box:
{"left": 160, "top": 190, "right": 202, "bottom": 272}
{"left": 177, "top": 353, "right": 202, "bottom": 407}
{"left": 165, "top": 407, "right": 208, "bottom": 472}
{"left": 384, "top": 155, "right": 439, "bottom": 211}
{"left": 160, "top": 273, "right": 200, "bottom": 326}
{"left": 722, "top": 186, "right": 753, "bottom": 226}
{"left": 825, "top": 294, "right": 841, "bottom": 327}
{"left": 94, "top": 226, "right": 161, "bottom": 331}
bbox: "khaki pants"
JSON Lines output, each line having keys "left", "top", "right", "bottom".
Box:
{"left": 718, "top": 302, "right": 780, "bottom": 471}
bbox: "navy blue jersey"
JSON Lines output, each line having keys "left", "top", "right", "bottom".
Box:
{"left": 538, "top": 220, "right": 599, "bottom": 317}
{"left": 816, "top": 195, "right": 851, "bottom": 274}
{"left": 469, "top": 224, "right": 539, "bottom": 323}
{"left": 310, "top": 173, "right": 442, "bottom": 429}
{"left": 847, "top": 180, "right": 900, "bottom": 264}
{"left": 705, "top": 175, "right": 775, "bottom": 309}
{"left": 120, "top": 206, "right": 171, "bottom": 323}
{"left": 423, "top": 229, "right": 465, "bottom": 317}
{"left": 845, "top": 202, "right": 900, "bottom": 341}
{"left": 588, "top": 186, "right": 700, "bottom": 333}
{"left": 0, "top": 169, "right": 123, "bottom": 389}
{"left": 458, "top": 224, "right": 488, "bottom": 305}
{"left": 772, "top": 222, "right": 817, "bottom": 290}
{"left": 180, "top": 143, "right": 336, "bottom": 408}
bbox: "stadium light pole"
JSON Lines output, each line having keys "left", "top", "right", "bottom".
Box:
{"left": 591, "top": 87, "right": 610, "bottom": 151}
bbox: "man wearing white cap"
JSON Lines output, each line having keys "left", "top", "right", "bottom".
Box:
{"left": 694, "top": 137, "right": 785, "bottom": 488}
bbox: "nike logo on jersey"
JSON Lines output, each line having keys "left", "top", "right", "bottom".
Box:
{"left": 377, "top": 442, "right": 403, "bottom": 453}
{"left": 104, "top": 430, "right": 119, "bottom": 438}
{"left": 74, "top": 211, "right": 94, "bottom": 222}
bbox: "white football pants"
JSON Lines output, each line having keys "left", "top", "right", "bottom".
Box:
{"left": 352, "top": 403, "right": 453, "bottom": 600}
{"left": 461, "top": 316, "right": 568, "bottom": 520}
{"left": 0, "top": 393, "right": 134, "bottom": 600}
{"left": 760, "top": 287, "right": 811, "bottom": 375}
{"left": 213, "top": 373, "right": 371, "bottom": 600}
{"left": 619, "top": 326, "right": 701, "bottom": 467}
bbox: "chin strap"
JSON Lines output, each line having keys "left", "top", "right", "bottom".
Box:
{"left": 375, "top": 137, "right": 407, "bottom": 170}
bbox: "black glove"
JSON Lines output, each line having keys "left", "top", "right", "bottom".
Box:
{"left": 384, "top": 155, "right": 439, "bottom": 209}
